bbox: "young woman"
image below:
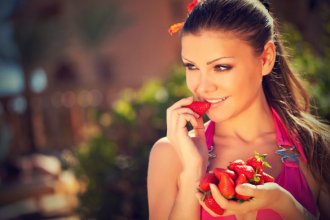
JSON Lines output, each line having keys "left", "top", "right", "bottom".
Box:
{"left": 147, "top": 0, "right": 330, "bottom": 219}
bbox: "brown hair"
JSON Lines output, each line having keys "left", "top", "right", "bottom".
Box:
{"left": 182, "top": 0, "right": 330, "bottom": 190}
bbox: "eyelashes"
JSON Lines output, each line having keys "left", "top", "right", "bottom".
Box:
{"left": 214, "top": 64, "right": 232, "bottom": 72}
{"left": 182, "top": 63, "right": 232, "bottom": 72}
{"left": 183, "top": 63, "right": 197, "bottom": 70}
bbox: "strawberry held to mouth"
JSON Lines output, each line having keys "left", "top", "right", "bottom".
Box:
{"left": 185, "top": 101, "right": 211, "bottom": 117}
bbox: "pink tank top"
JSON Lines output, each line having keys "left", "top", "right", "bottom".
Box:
{"left": 201, "top": 107, "right": 318, "bottom": 219}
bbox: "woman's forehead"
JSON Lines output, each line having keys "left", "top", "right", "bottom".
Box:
{"left": 181, "top": 30, "right": 255, "bottom": 59}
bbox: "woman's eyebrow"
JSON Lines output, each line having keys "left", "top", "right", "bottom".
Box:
{"left": 181, "top": 56, "right": 195, "bottom": 64}
{"left": 206, "top": 56, "right": 234, "bottom": 65}
{"left": 181, "top": 56, "right": 234, "bottom": 65}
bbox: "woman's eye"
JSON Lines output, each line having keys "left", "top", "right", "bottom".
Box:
{"left": 184, "top": 63, "right": 198, "bottom": 71}
{"left": 214, "top": 65, "right": 232, "bottom": 72}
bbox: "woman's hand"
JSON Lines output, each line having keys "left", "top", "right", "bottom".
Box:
{"left": 197, "top": 182, "right": 313, "bottom": 219}
{"left": 166, "top": 97, "right": 209, "bottom": 171}
{"left": 208, "top": 183, "right": 282, "bottom": 216}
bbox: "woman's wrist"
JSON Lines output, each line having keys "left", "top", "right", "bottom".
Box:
{"left": 179, "top": 165, "right": 207, "bottom": 186}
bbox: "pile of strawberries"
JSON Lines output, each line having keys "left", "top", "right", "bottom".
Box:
{"left": 198, "top": 152, "right": 275, "bottom": 215}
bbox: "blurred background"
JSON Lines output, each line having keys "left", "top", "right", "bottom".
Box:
{"left": 0, "top": 0, "right": 329, "bottom": 219}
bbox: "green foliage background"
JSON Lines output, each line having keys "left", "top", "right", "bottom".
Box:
{"left": 282, "top": 25, "right": 330, "bottom": 119}
{"left": 73, "top": 27, "right": 329, "bottom": 219}
{"left": 74, "top": 67, "right": 190, "bottom": 219}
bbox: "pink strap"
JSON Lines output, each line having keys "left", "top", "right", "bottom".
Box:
{"left": 205, "top": 121, "right": 215, "bottom": 151}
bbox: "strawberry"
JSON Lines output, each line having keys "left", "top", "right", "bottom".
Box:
{"left": 185, "top": 101, "right": 211, "bottom": 117}
{"left": 235, "top": 174, "right": 252, "bottom": 201}
{"left": 214, "top": 168, "right": 237, "bottom": 181}
{"left": 218, "top": 173, "right": 235, "bottom": 199}
{"left": 203, "top": 193, "right": 225, "bottom": 215}
{"left": 233, "top": 164, "right": 255, "bottom": 180}
{"left": 228, "top": 159, "right": 245, "bottom": 171}
{"left": 246, "top": 152, "right": 271, "bottom": 173}
{"left": 199, "top": 172, "right": 218, "bottom": 192}
{"left": 262, "top": 172, "right": 275, "bottom": 183}
{"left": 251, "top": 174, "right": 265, "bottom": 185}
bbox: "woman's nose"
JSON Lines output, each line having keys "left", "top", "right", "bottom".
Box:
{"left": 196, "top": 74, "right": 216, "bottom": 94}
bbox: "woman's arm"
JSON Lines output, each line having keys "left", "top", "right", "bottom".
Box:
{"left": 148, "top": 97, "right": 209, "bottom": 219}
{"left": 198, "top": 182, "right": 317, "bottom": 219}
{"left": 273, "top": 186, "right": 316, "bottom": 220}
{"left": 147, "top": 138, "right": 205, "bottom": 220}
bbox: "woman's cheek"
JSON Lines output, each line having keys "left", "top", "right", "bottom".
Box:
{"left": 186, "top": 74, "right": 198, "bottom": 93}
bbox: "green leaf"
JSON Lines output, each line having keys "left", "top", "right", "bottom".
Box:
{"left": 263, "top": 161, "right": 272, "bottom": 168}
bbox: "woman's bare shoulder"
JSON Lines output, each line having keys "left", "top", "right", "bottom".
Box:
{"left": 150, "top": 137, "right": 175, "bottom": 156}
{"left": 149, "top": 137, "right": 181, "bottom": 171}
{"left": 148, "top": 138, "right": 182, "bottom": 219}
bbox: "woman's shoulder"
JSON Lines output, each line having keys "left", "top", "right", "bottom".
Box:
{"left": 150, "top": 137, "right": 174, "bottom": 155}
{"left": 150, "top": 120, "right": 212, "bottom": 156}
{"left": 148, "top": 137, "right": 182, "bottom": 186}
{"left": 149, "top": 137, "right": 181, "bottom": 168}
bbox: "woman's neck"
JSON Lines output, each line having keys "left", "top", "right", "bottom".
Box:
{"left": 214, "top": 95, "right": 275, "bottom": 145}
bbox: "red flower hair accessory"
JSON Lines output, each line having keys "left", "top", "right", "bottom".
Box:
{"left": 187, "top": 0, "right": 198, "bottom": 13}
{"left": 168, "top": 22, "right": 184, "bottom": 36}
{"left": 168, "top": 0, "right": 199, "bottom": 36}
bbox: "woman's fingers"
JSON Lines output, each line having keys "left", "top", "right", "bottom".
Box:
{"left": 236, "top": 182, "right": 280, "bottom": 200}
{"left": 167, "top": 102, "right": 199, "bottom": 128}
{"left": 176, "top": 112, "right": 199, "bottom": 130}
{"left": 198, "top": 183, "right": 284, "bottom": 217}
{"left": 235, "top": 183, "right": 258, "bottom": 197}
{"left": 210, "top": 184, "right": 230, "bottom": 208}
{"left": 173, "top": 107, "right": 200, "bottom": 120}
{"left": 196, "top": 186, "right": 235, "bottom": 217}
{"left": 193, "top": 116, "right": 206, "bottom": 139}
{"left": 167, "top": 107, "right": 200, "bottom": 135}
{"left": 167, "top": 98, "right": 206, "bottom": 138}
{"left": 211, "top": 182, "right": 282, "bottom": 214}
{"left": 167, "top": 96, "right": 194, "bottom": 112}
{"left": 210, "top": 184, "right": 247, "bottom": 215}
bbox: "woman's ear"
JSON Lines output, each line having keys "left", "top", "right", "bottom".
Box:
{"left": 260, "top": 41, "right": 276, "bottom": 76}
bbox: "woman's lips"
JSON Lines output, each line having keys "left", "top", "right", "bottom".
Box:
{"left": 205, "top": 96, "right": 229, "bottom": 108}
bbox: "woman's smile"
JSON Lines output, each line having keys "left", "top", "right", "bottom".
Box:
{"left": 204, "top": 96, "right": 229, "bottom": 109}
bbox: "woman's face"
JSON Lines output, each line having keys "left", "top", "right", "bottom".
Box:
{"left": 181, "top": 30, "right": 266, "bottom": 122}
